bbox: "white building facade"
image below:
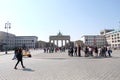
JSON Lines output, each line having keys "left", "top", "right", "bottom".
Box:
{"left": 0, "top": 31, "right": 38, "bottom": 50}
{"left": 105, "top": 29, "right": 120, "bottom": 48}
{"left": 0, "top": 31, "right": 16, "bottom": 50}
{"left": 81, "top": 35, "right": 107, "bottom": 47}
{"left": 15, "top": 36, "right": 38, "bottom": 48}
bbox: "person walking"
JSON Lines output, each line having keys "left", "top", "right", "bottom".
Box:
{"left": 14, "top": 48, "right": 25, "bottom": 69}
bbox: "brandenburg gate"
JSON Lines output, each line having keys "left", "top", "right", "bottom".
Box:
{"left": 49, "top": 32, "right": 70, "bottom": 47}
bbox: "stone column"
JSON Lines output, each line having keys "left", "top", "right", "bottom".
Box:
{"left": 49, "top": 40, "right": 51, "bottom": 43}
{"left": 53, "top": 40, "right": 55, "bottom": 46}
{"left": 49, "top": 40, "right": 51, "bottom": 47}
{"left": 65, "top": 40, "right": 67, "bottom": 46}
{"left": 57, "top": 40, "right": 58, "bottom": 47}
{"left": 68, "top": 39, "right": 70, "bottom": 46}
{"left": 61, "top": 40, "right": 63, "bottom": 47}
{"left": 68, "top": 40, "right": 70, "bottom": 43}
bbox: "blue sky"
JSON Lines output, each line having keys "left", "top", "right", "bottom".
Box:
{"left": 0, "top": 0, "right": 120, "bottom": 42}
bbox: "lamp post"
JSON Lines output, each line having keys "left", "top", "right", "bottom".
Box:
{"left": 5, "top": 21, "right": 11, "bottom": 54}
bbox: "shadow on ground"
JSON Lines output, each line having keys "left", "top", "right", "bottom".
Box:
{"left": 40, "top": 58, "right": 68, "bottom": 60}
{"left": 86, "top": 56, "right": 120, "bottom": 59}
{"left": 22, "top": 68, "right": 35, "bottom": 72}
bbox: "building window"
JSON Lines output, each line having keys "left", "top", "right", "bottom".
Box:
{"left": 32, "top": 40, "right": 34, "bottom": 42}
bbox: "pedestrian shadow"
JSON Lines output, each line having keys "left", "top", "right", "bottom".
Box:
{"left": 0, "top": 53, "right": 13, "bottom": 56}
{"left": 22, "top": 68, "right": 35, "bottom": 72}
{"left": 86, "top": 56, "right": 120, "bottom": 59}
{"left": 40, "top": 58, "right": 67, "bottom": 60}
{"left": 110, "top": 56, "right": 120, "bottom": 59}
{"left": 86, "top": 56, "right": 105, "bottom": 59}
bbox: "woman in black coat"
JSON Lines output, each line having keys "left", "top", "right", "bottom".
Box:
{"left": 14, "top": 48, "right": 25, "bottom": 69}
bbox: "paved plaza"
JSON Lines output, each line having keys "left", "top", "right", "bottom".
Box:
{"left": 0, "top": 49, "right": 120, "bottom": 80}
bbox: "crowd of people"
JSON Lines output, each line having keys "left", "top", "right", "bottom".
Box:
{"left": 43, "top": 47, "right": 66, "bottom": 53}
{"left": 43, "top": 45, "right": 112, "bottom": 58}
{"left": 68, "top": 45, "right": 112, "bottom": 58}
{"left": 12, "top": 45, "right": 112, "bottom": 69}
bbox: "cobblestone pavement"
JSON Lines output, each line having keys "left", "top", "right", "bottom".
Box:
{"left": 0, "top": 50, "right": 120, "bottom": 80}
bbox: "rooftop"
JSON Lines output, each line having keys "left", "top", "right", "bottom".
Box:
{"left": 106, "top": 28, "right": 120, "bottom": 34}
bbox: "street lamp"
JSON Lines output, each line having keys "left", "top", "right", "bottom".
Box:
{"left": 5, "top": 21, "right": 11, "bottom": 54}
